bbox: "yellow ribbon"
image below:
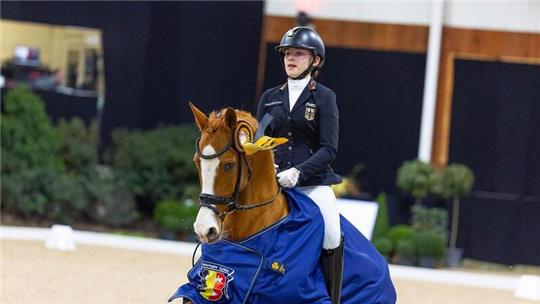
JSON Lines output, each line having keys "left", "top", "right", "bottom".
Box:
{"left": 242, "top": 136, "right": 288, "bottom": 155}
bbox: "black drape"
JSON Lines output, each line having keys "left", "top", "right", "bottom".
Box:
{"left": 450, "top": 59, "right": 540, "bottom": 265}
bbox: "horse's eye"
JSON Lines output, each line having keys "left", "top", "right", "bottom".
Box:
{"left": 224, "top": 163, "right": 235, "bottom": 172}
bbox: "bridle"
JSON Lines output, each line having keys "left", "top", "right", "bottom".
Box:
{"left": 195, "top": 136, "right": 281, "bottom": 221}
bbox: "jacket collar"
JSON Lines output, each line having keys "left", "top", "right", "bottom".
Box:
{"left": 279, "top": 79, "right": 317, "bottom": 91}
{"left": 279, "top": 79, "right": 317, "bottom": 113}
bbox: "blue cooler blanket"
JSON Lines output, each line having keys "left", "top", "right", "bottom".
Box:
{"left": 169, "top": 188, "right": 396, "bottom": 304}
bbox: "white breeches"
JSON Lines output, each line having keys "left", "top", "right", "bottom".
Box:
{"left": 296, "top": 185, "right": 342, "bottom": 249}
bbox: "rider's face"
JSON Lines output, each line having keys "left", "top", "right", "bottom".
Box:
{"left": 283, "top": 47, "right": 319, "bottom": 79}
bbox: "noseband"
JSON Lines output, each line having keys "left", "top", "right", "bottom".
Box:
{"left": 196, "top": 137, "right": 281, "bottom": 220}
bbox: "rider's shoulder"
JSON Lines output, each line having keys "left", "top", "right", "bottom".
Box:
{"left": 263, "top": 84, "right": 286, "bottom": 95}
{"left": 260, "top": 83, "right": 286, "bottom": 102}
{"left": 313, "top": 82, "right": 335, "bottom": 96}
{"left": 312, "top": 82, "right": 337, "bottom": 105}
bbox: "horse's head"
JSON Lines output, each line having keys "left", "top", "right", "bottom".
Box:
{"left": 189, "top": 102, "right": 286, "bottom": 243}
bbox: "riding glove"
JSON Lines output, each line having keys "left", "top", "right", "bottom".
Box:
{"left": 277, "top": 167, "right": 300, "bottom": 188}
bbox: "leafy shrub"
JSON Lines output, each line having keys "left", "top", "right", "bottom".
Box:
{"left": 411, "top": 205, "right": 448, "bottom": 235}
{"left": 397, "top": 159, "right": 435, "bottom": 204}
{"left": 414, "top": 230, "right": 446, "bottom": 259}
{"left": 56, "top": 117, "right": 138, "bottom": 227}
{"left": 1, "top": 169, "right": 49, "bottom": 216}
{"left": 177, "top": 199, "right": 199, "bottom": 233}
{"left": 44, "top": 170, "right": 88, "bottom": 224}
{"left": 1, "top": 167, "right": 86, "bottom": 223}
{"left": 372, "top": 192, "right": 390, "bottom": 241}
{"left": 57, "top": 118, "right": 99, "bottom": 173}
{"left": 432, "top": 164, "right": 475, "bottom": 200}
{"left": 432, "top": 163, "right": 474, "bottom": 248}
{"left": 83, "top": 166, "right": 139, "bottom": 227}
{"left": 1, "top": 87, "right": 67, "bottom": 217}
{"left": 396, "top": 239, "right": 416, "bottom": 258}
{"left": 1, "top": 86, "right": 64, "bottom": 173}
{"left": 183, "top": 184, "right": 201, "bottom": 201}
{"left": 387, "top": 225, "right": 415, "bottom": 248}
{"left": 154, "top": 199, "right": 198, "bottom": 232}
{"left": 106, "top": 125, "right": 199, "bottom": 208}
{"left": 0, "top": 86, "right": 199, "bottom": 229}
{"left": 373, "top": 237, "right": 393, "bottom": 257}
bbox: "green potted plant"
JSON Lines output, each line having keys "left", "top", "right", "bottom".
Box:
{"left": 387, "top": 224, "right": 415, "bottom": 263}
{"left": 414, "top": 230, "right": 446, "bottom": 268}
{"left": 396, "top": 239, "right": 416, "bottom": 266}
{"left": 387, "top": 224, "right": 415, "bottom": 248}
{"left": 373, "top": 237, "right": 393, "bottom": 262}
{"left": 397, "top": 159, "right": 435, "bottom": 205}
{"left": 177, "top": 198, "right": 199, "bottom": 241}
{"left": 432, "top": 163, "right": 474, "bottom": 267}
{"left": 411, "top": 205, "right": 448, "bottom": 235}
{"left": 154, "top": 199, "right": 198, "bottom": 240}
{"left": 372, "top": 192, "right": 390, "bottom": 242}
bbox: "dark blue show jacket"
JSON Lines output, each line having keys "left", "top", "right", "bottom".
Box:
{"left": 257, "top": 79, "right": 342, "bottom": 187}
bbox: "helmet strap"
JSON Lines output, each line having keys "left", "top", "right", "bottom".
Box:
{"left": 290, "top": 56, "right": 316, "bottom": 80}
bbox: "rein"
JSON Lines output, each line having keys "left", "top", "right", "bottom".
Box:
{"left": 195, "top": 137, "right": 281, "bottom": 220}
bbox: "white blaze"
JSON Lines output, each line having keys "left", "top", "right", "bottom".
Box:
{"left": 194, "top": 145, "right": 221, "bottom": 242}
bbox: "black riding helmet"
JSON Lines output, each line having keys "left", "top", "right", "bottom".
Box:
{"left": 275, "top": 26, "right": 325, "bottom": 79}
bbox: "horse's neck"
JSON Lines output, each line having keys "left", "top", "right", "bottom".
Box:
{"left": 223, "top": 151, "right": 289, "bottom": 241}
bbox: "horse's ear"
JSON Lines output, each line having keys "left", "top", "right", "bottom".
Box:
{"left": 189, "top": 101, "right": 208, "bottom": 131}
{"left": 224, "top": 107, "right": 237, "bottom": 130}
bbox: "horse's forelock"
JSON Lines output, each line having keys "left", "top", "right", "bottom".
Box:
{"left": 206, "top": 112, "right": 226, "bottom": 132}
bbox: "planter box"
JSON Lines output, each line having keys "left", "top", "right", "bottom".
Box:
{"left": 446, "top": 247, "right": 464, "bottom": 268}
{"left": 159, "top": 230, "right": 177, "bottom": 240}
{"left": 397, "top": 257, "right": 415, "bottom": 266}
{"left": 418, "top": 256, "right": 438, "bottom": 268}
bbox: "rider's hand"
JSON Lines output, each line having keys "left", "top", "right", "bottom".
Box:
{"left": 276, "top": 167, "right": 300, "bottom": 188}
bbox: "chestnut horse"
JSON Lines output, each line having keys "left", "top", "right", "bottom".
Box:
{"left": 189, "top": 103, "right": 289, "bottom": 244}
{"left": 170, "top": 103, "right": 396, "bottom": 304}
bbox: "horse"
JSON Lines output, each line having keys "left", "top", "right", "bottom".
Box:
{"left": 169, "top": 103, "right": 396, "bottom": 304}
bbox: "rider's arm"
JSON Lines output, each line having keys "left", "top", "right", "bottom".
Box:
{"left": 295, "top": 89, "right": 339, "bottom": 181}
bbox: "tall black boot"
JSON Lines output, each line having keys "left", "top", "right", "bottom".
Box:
{"left": 321, "top": 237, "right": 344, "bottom": 304}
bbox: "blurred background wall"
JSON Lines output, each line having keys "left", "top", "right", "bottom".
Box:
{"left": 1, "top": 1, "right": 264, "bottom": 142}
{"left": 261, "top": 0, "right": 539, "bottom": 266}
{"left": 1, "top": 1, "right": 539, "bottom": 266}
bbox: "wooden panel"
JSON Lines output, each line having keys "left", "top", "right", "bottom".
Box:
{"left": 263, "top": 16, "right": 428, "bottom": 53}
{"left": 432, "top": 27, "right": 540, "bottom": 168}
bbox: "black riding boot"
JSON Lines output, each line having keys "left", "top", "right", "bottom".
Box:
{"left": 321, "top": 238, "right": 344, "bottom": 304}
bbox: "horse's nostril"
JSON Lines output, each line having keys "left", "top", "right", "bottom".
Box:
{"left": 207, "top": 227, "right": 218, "bottom": 239}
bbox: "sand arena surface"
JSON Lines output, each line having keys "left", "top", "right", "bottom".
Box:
{"left": 1, "top": 240, "right": 536, "bottom": 304}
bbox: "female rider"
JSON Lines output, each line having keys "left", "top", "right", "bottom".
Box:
{"left": 256, "top": 26, "right": 343, "bottom": 304}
